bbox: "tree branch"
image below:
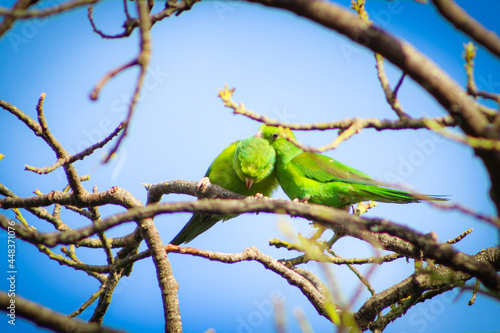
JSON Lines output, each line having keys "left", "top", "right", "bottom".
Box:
{"left": 25, "top": 121, "right": 125, "bottom": 175}
{"left": 0, "top": 291, "right": 126, "bottom": 333}
{"left": 218, "top": 85, "right": 457, "bottom": 133}
{"left": 0, "top": 0, "right": 99, "bottom": 20}
{"left": 0, "top": 0, "right": 39, "bottom": 38}
{"left": 432, "top": 0, "right": 500, "bottom": 59}
{"left": 355, "top": 247, "right": 500, "bottom": 331}
{"left": 4, "top": 183, "right": 499, "bottom": 293}
{"left": 166, "top": 245, "right": 330, "bottom": 320}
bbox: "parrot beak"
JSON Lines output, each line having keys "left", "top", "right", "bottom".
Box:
{"left": 255, "top": 132, "right": 263, "bottom": 138}
{"left": 245, "top": 178, "right": 254, "bottom": 189}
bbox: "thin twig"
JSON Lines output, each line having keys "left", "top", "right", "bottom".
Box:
{"left": 92, "top": 186, "right": 114, "bottom": 265}
{"left": 13, "top": 208, "right": 107, "bottom": 281}
{"left": 68, "top": 285, "right": 105, "bottom": 318}
{"left": 25, "top": 122, "right": 125, "bottom": 174}
{"left": 462, "top": 41, "right": 500, "bottom": 103}
{"left": 0, "top": 0, "right": 99, "bottom": 19}
{"left": 424, "top": 118, "right": 500, "bottom": 150}
{"left": 89, "top": 272, "right": 121, "bottom": 324}
{"left": 328, "top": 248, "right": 377, "bottom": 309}
{"left": 0, "top": 0, "right": 37, "bottom": 38}
{"left": 90, "top": 60, "right": 138, "bottom": 101}
{"left": 0, "top": 291, "right": 125, "bottom": 333}
{"left": 468, "top": 278, "right": 481, "bottom": 306}
{"left": 447, "top": 228, "right": 473, "bottom": 244}
{"left": 33, "top": 93, "right": 86, "bottom": 196}
{"left": 167, "top": 245, "right": 330, "bottom": 320}
{"left": 352, "top": 0, "right": 410, "bottom": 120}
{"left": 87, "top": 6, "right": 132, "bottom": 39}
{"left": 217, "top": 85, "right": 456, "bottom": 133}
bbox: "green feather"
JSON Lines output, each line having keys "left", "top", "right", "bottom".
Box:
{"left": 170, "top": 135, "right": 278, "bottom": 245}
{"left": 257, "top": 125, "right": 447, "bottom": 209}
{"left": 233, "top": 135, "right": 276, "bottom": 187}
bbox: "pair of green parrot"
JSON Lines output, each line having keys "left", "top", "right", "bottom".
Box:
{"left": 170, "top": 125, "right": 444, "bottom": 245}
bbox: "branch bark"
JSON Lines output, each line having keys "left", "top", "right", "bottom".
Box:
{"left": 4, "top": 180, "right": 499, "bottom": 293}
{"left": 0, "top": 291, "right": 126, "bottom": 333}
{"left": 432, "top": 0, "right": 500, "bottom": 59}
{"left": 355, "top": 247, "right": 500, "bottom": 331}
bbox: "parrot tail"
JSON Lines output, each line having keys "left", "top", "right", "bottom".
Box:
{"left": 170, "top": 214, "right": 222, "bottom": 245}
{"left": 170, "top": 213, "right": 239, "bottom": 245}
{"left": 361, "top": 186, "right": 448, "bottom": 204}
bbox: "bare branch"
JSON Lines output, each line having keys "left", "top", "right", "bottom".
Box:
{"left": 166, "top": 245, "right": 330, "bottom": 320}
{"left": 218, "top": 85, "right": 457, "bottom": 132}
{"left": 432, "top": 0, "right": 500, "bottom": 59}
{"left": 375, "top": 54, "right": 410, "bottom": 119}
{"left": 87, "top": 6, "right": 132, "bottom": 39}
{"left": 351, "top": 0, "right": 409, "bottom": 120}
{"left": 0, "top": 291, "right": 126, "bottom": 333}
{"left": 76, "top": 230, "right": 142, "bottom": 248}
{"left": 3, "top": 187, "right": 499, "bottom": 292}
{"left": 0, "top": 98, "right": 43, "bottom": 134}
{"left": 89, "top": 0, "right": 154, "bottom": 163}
{"left": 0, "top": 183, "right": 66, "bottom": 231}
{"left": 0, "top": 0, "right": 99, "bottom": 19}
{"left": 89, "top": 272, "right": 121, "bottom": 324}
{"left": 87, "top": 0, "right": 200, "bottom": 40}
{"left": 0, "top": 0, "right": 38, "bottom": 38}
{"left": 356, "top": 247, "right": 500, "bottom": 331}
{"left": 33, "top": 93, "right": 86, "bottom": 196}
{"left": 25, "top": 121, "right": 125, "bottom": 174}
{"left": 69, "top": 285, "right": 105, "bottom": 318}
{"left": 424, "top": 117, "right": 500, "bottom": 150}
{"left": 42, "top": 244, "right": 107, "bottom": 281}
{"left": 89, "top": 60, "right": 138, "bottom": 101}
{"left": 447, "top": 228, "right": 474, "bottom": 244}
{"left": 462, "top": 41, "right": 500, "bottom": 103}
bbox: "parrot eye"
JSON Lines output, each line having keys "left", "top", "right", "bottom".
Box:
{"left": 272, "top": 133, "right": 279, "bottom": 139}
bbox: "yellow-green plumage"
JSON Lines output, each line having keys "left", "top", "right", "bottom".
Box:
{"left": 258, "top": 125, "right": 446, "bottom": 209}
{"left": 170, "top": 135, "right": 278, "bottom": 245}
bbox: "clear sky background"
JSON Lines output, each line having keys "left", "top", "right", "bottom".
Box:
{"left": 1, "top": 0, "right": 499, "bottom": 332}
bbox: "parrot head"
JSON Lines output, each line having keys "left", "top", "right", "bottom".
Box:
{"left": 257, "top": 125, "right": 297, "bottom": 155}
{"left": 233, "top": 135, "right": 276, "bottom": 188}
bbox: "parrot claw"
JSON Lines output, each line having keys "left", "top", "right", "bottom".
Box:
{"left": 254, "top": 193, "right": 264, "bottom": 198}
{"left": 293, "top": 197, "right": 309, "bottom": 204}
{"left": 196, "top": 177, "right": 211, "bottom": 193}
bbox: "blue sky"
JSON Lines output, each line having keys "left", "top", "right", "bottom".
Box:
{"left": 1, "top": 0, "right": 499, "bottom": 332}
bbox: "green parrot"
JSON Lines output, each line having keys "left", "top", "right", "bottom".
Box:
{"left": 257, "top": 125, "right": 446, "bottom": 209}
{"left": 170, "top": 135, "right": 278, "bottom": 245}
